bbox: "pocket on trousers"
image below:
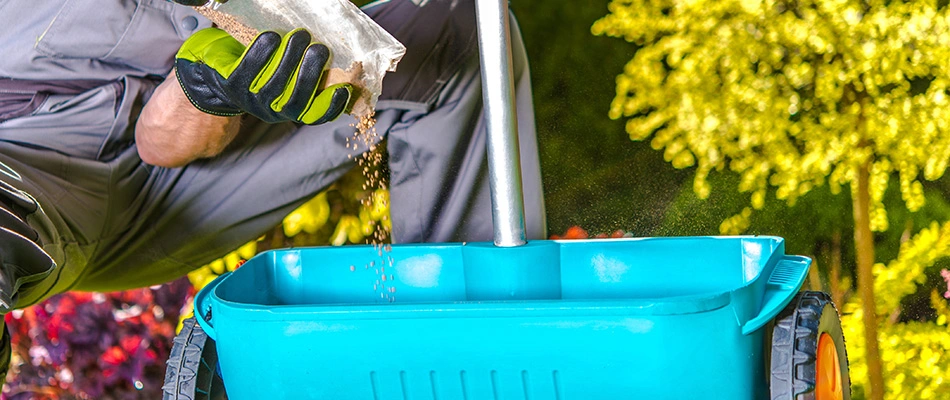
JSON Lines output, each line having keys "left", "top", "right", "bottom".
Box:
{"left": 0, "top": 85, "right": 120, "bottom": 160}
{"left": 0, "top": 93, "right": 49, "bottom": 124}
{"left": 35, "top": 0, "right": 201, "bottom": 74}
{"left": 35, "top": 0, "right": 140, "bottom": 60}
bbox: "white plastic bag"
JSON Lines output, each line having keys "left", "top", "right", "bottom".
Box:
{"left": 202, "top": 0, "right": 406, "bottom": 115}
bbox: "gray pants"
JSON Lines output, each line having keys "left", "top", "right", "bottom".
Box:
{"left": 0, "top": 0, "right": 545, "bottom": 306}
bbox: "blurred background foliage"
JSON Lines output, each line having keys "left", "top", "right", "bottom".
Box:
{"left": 5, "top": 1, "right": 950, "bottom": 399}
{"left": 593, "top": 1, "right": 950, "bottom": 399}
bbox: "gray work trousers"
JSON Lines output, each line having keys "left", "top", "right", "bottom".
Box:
{"left": 0, "top": 0, "right": 545, "bottom": 307}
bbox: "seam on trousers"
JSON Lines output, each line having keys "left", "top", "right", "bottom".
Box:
{"left": 63, "top": 157, "right": 116, "bottom": 292}
{"left": 389, "top": 117, "right": 427, "bottom": 242}
{"left": 418, "top": 28, "right": 479, "bottom": 108}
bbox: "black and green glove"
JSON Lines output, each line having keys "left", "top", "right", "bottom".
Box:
{"left": 175, "top": 28, "right": 352, "bottom": 125}
{"left": 0, "top": 183, "right": 54, "bottom": 314}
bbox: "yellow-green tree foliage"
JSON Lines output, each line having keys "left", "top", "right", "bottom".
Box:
{"left": 593, "top": 0, "right": 950, "bottom": 232}
{"left": 842, "top": 220, "right": 950, "bottom": 399}
{"left": 594, "top": 0, "right": 950, "bottom": 398}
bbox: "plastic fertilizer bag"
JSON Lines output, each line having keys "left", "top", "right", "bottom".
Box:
{"left": 195, "top": 0, "right": 406, "bottom": 117}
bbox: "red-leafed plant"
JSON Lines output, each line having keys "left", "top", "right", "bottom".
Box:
{"left": 550, "top": 225, "right": 630, "bottom": 240}
{"left": 2, "top": 278, "right": 192, "bottom": 400}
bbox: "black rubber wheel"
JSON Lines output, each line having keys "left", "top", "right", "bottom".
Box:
{"left": 163, "top": 317, "right": 228, "bottom": 400}
{"left": 770, "top": 291, "right": 851, "bottom": 400}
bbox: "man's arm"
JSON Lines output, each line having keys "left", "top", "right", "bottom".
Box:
{"left": 135, "top": 69, "right": 241, "bottom": 168}
{"left": 136, "top": 27, "right": 352, "bottom": 168}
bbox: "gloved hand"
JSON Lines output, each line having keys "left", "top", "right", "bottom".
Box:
{"left": 0, "top": 182, "right": 54, "bottom": 383}
{"left": 0, "top": 184, "right": 55, "bottom": 314}
{"left": 175, "top": 28, "right": 353, "bottom": 125}
{"left": 167, "top": 0, "right": 218, "bottom": 5}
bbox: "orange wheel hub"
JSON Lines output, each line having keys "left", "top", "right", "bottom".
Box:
{"left": 816, "top": 332, "right": 844, "bottom": 400}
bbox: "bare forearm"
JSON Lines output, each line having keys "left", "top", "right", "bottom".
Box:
{"left": 135, "top": 70, "right": 241, "bottom": 168}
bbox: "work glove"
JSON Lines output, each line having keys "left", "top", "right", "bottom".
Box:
{"left": 168, "top": 0, "right": 221, "bottom": 5}
{"left": 175, "top": 27, "right": 353, "bottom": 125}
{"left": 0, "top": 182, "right": 54, "bottom": 384}
{"left": 0, "top": 182, "right": 55, "bottom": 314}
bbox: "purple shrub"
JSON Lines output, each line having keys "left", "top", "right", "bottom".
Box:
{"left": 2, "top": 278, "right": 193, "bottom": 400}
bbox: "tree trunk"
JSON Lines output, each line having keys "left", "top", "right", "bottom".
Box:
{"left": 829, "top": 230, "right": 845, "bottom": 308}
{"left": 853, "top": 162, "right": 885, "bottom": 400}
{"left": 807, "top": 257, "right": 823, "bottom": 292}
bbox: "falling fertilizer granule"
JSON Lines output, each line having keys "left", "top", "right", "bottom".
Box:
{"left": 196, "top": 2, "right": 402, "bottom": 302}
{"left": 347, "top": 114, "right": 397, "bottom": 302}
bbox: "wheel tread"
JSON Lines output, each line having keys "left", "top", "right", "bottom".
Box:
{"left": 769, "top": 291, "right": 850, "bottom": 400}
{"left": 162, "top": 318, "right": 227, "bottom": 400}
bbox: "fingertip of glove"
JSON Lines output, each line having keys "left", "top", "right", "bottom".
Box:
{"left": 330, "top": 85, "right": 353, "bottom": 117}
{"left": 168, "top": 0, "right": 210, "bottom": 5}
{"left": 287, "top": 28, "right": 313, "bottom": 43}
{"left": 305, "top": 43, "right": 331, "bottom": 61}
{"left": 301, "top": 43, "right": 331, "bottom": 73}
{"left": 303, "top": 85, "right": 351, "bottom": 125}
{"left": 250, "top": 31, "right": 282, "bottom": 50}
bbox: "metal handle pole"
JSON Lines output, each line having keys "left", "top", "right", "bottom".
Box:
{"left": 475, "top": 0, "right": 527, "bottom": 247}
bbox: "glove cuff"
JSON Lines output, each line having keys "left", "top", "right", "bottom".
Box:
{"left": 175, "top": 59, "right": 244, "bottom": 118}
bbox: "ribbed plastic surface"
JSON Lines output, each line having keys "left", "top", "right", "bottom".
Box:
{"left": 768, "top": 257, "right": 809, "bottom": 288}
{"left": 367, "top": 369, "right": 562, "bottom": 400}
{"left": 195, "top": 236, "right": 810, "bottom": 399}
